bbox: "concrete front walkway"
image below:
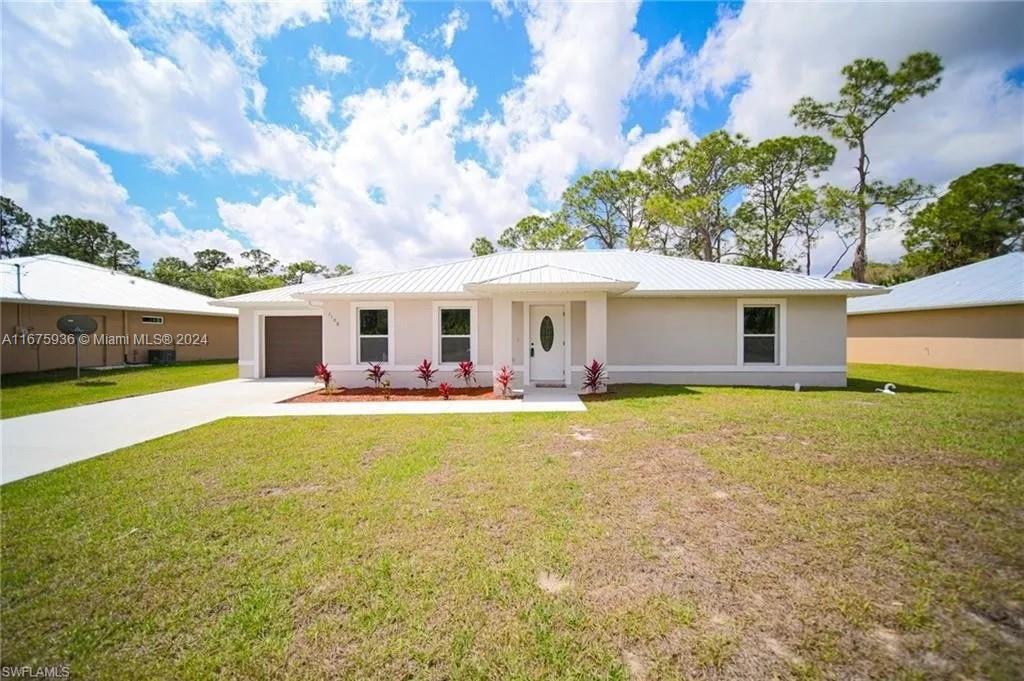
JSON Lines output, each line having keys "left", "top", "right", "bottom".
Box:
{"left": 1, "top": 379, "right": 311, "bottom": 484}
{"left": 229, "top": 386, "right": 587, "bottom": 417}
{"left": 2, "top": 383, "right": 586, "bottom": 484}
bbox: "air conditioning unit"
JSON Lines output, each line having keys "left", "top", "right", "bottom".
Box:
{"left": 148, "top": 349, "right": 176, "bottom": 365}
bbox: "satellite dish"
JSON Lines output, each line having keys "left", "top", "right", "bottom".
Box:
{"left": 57, "top": 315, "right": 98, "bottom": 336}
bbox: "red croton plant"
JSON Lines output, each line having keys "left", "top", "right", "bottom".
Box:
{"left": 313, "top": 362, "right": 333, "bottom": 393}
{"left": 582, "top": 359, "right": 607, "bottom": 394}
{"left": 365, "top": 362, "right": 387, "bottom": 388}
{"left": 438, "top": 382, "right": 453, "bottom": 400}
{"left": 454, "top": 360, "right": 476, "bottom": 386}
{"left": 494, "top": 365, "right": 514, "bottom": 398}
{"left": 416, "top": 359, "right": 438, "bottom": 388}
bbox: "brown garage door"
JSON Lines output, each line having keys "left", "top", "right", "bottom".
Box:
{"left": 264, "top": 316, "right": 322, "bottom": 377}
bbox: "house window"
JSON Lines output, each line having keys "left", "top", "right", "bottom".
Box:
{"left": 439, "top": 307, "right": 471, "bottom": 364}
{"left": 742, "top": 305, "right": 778, "bottom": 364}
{"left": 358, "top": 308, "right": 389, "bottom": 363}
{"left": 141, "top": 315, "right": 164, "bottom": 325}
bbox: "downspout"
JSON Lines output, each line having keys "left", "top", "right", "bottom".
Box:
{"left": 123, "top": 309, "right": 129, "bottom": 364}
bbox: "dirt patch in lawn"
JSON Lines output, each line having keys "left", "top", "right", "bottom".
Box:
{"left": 282, "top": 386, "right": 511, "bottom": 402}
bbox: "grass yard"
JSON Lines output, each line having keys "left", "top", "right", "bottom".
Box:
{"left": 1, "top": 364, "right": 1022, "bottom": 679}
{"left": 0, "top": 360, "right": 238, "bottom": 418}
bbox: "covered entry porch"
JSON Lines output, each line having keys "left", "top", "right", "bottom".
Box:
{"left": 466, "top": 265, "right": 638, "bottom": 392}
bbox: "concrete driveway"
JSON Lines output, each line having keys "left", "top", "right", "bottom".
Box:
{"left": 1, "top": 379, "right": 312, "bottom": 484}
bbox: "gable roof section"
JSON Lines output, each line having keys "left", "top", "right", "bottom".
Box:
{"left": 0, "top": 254, "right": 235, "bottom": 316}
{"left": 848, "top": 253, "right": 1024, "bottom": 315}
{"left": 294, "top": 251, "right": 884, "bottom": 298}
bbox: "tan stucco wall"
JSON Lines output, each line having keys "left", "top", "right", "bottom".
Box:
{"left": 847, "top": 304, "right": 1024, "bottom": 372}
{"left": 1, "top": 302, "right": 237, "bottom": 374}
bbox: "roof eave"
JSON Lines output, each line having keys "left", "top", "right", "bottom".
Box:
{"left": 0, "top": 296, "right": 237, "bottom": 316}
{"left": 621, "top": 287, "right": 887, "bottom": 298}
{"left": 849, "top": 299, "right": 1024, "bottom": 315}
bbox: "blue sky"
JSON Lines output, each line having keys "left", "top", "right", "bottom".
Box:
{"left": 2, "top": 1, "right": 1021, "bottom": 274}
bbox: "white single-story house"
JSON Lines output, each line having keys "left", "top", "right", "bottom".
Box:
{"left": 212, "top": 251, "right": 885, "bottom": 390}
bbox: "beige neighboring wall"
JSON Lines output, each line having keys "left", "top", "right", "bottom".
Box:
{"left": 848, "top": 304, "right": 1024, "bottom": 372}
{"left": 1, "top": 302, "right": 237, "bottom": 374}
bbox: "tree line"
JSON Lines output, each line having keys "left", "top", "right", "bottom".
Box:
{"left": 0, "top": 198, "right": 351, "bottom": 298}
{"left": 471, "top": 52, "right": 1023, "bottom": 284}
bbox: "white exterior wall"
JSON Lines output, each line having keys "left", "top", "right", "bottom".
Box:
{"left": 237, "top": 294, "right": 848, "bottom": 388}
{"left": 324, "top": 298, "right": 497, "bottom": 389}
{"left": 237, "top": 309, "right": 257, "bottom": 378}
{"left": 605, "top": 295, "right": 847, "bottom": 387}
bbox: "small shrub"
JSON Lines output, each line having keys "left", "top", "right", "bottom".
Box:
{"left": 365, "top": 362, "right": 387, "bottom": 388}
{"left": 454, "top": 360, "right": 477, "bottom": 386}
{"left": 438, "top": 382, "right": 453, "bottom": 400}
{"left": 582, "top": 359, "right": 606, "bottom": 394}
{"left": 381, "top": 378, "right": 391, "bottom": 401}
{"left": 313, "top": 362, "right": 334, "bottom": 393}
{"left": 494, "top": 365, "right": 514, "bottom": 398}
{"left": 416, "top": 359, "right": 438, "bottom": 388}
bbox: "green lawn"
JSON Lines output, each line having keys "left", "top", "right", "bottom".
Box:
{"left": 2, "top": 364, "right": 1022, "bottom": 679}
{"left": 0, "top": 360, "right": 238, "bottom": 419}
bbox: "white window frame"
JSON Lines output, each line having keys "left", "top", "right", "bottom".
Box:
{"left": 141, "top": 315, "right": 164, "bottom": 325}
{"left": 736, "top": 299, "right": 787, "bottom": 367}
{"left": 350, "top": 302, "right": 395, "bottom": 366}
{"left": 432, "top": 301, "right": 477, "bottom": 368}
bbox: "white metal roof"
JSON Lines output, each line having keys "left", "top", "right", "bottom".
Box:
{"left": 848, "top": 252, "right": 1024, "bottom": 315}
{"left": 210, "top": 270, "right": 391, "bottom": 307}
{"left": 0, "top": 254, "right": 235, "bottom": 316}
{"left": 465, "top": 264, "right": 639, "bottom": 293}
{"left": 293, "top": 251, "right": 884, "bottom": 298}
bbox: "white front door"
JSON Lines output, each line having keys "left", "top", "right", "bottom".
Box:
{"left": 529, "top": 305, "right": 565, "bottom": 384}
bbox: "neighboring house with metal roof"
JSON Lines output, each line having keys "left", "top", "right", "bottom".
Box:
{"left": 847, "top": 253, "right": 1024, "bottom": 372}
{"left": 0, "top": 254, "right": 237, "bottom": 374}
{"left": 213, "top": 250, "right": 884, "bottom": 389}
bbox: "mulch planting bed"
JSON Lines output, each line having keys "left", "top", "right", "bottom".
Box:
{"left": 283, "top": 386, "right": 511, "bottom": 402}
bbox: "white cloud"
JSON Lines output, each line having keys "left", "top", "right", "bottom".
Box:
{"left": 674, "top": 2, "right": 1024, "bottom": 272}
{"left": 621, "top": 109, "right": 695, "bottom": 170}
{"left": 309, "top": 45, "right": 351, "bottom": 74}
{"left": 131, "top": 0, "right": 329, "bottom": 68}
{"left": 158, "top": 211, "right": 185, "bottom": 231}
{"left": 176, "top": 192, "right": 196, "bottom": 208}
{"left": 1, "top": 119, "right": 247, "bottom": 265}
{"left": 490, "top": 0, "right": 513, "bottom": 20}
{"left": 218, "top": 47, "right": 530, "bottom": 271}
{"left": 296, "top": 86, "right": 334, "bottom": 128}
{"left": 2, "top": 2, "right": 325, "bottom": 182}
{"left": 469, "top": 1, "right": 647, "bottom": 201}
{"left": 437, "top": 8, "right": 469, "bottom": 49}
{"left": 337, "top": 0, "right": 409, "bottom": 45}
{"left": 633, "top": 34, "right": 690, "bottom": 102}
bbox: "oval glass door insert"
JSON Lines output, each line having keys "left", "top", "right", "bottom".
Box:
{"left": 540, "top": 316, "right": 554, "bottom": 352}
